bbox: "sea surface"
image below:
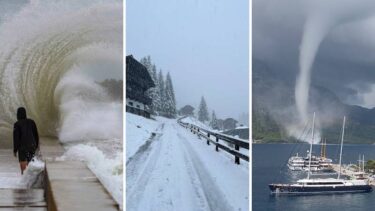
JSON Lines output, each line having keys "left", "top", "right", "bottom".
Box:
{"left": 253, "top": 143, "right": 375, "bottom": 211}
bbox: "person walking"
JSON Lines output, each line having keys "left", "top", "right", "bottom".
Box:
{"left": 13, "top": 107, "right": 39, "bottom": 174}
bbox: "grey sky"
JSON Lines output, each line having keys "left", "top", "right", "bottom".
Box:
{"left": 0, "top": 0, "right": 27, "bottom": 22}
{"left": 127, "top": 0, "right": 249, "bottom": 119}
{"left": 254, "top": 0, "right": 375, "bottom": 108}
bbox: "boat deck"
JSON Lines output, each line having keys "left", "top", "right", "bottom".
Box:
{"left": 331, "top": 164, "right": 375, "bottom": 186}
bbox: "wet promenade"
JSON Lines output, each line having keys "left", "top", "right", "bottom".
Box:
{"left": 0, "top": 149, "right": 46, "bottom": 210}
{"left": 0, "top": 138, "right": 119, "bottom": 211}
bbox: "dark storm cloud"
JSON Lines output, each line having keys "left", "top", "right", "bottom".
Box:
{"left": 253, "top": 0, "right": 375, "bottom": 108}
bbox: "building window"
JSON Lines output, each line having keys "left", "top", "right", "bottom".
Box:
{"left": 129, "top": 102, "right": 133, "bottom": 106}
{"left": 136, "top": 105, "right": 140, "bottom": 108}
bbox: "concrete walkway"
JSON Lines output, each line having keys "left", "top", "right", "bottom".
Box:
{"left": 40, "top": 137, "right": 119, "bottom": 211}
{"left": 0, "top": 138, "right": 119, "bottom": 210}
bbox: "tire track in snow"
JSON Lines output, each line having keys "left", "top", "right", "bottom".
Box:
{"left": 174, "top": 123, "right": 210, "bottom": 211}
{"left": 126, "top": 124, "right": 164, "bottom": 211}
{"left": 127, "top": 119, "right": 235, "bottom": 211}
{"left": 176, "top": 124, "right": 234, "bottom": 211}
{"left": 137, "top": 120, "right": 207, "bottom": 211}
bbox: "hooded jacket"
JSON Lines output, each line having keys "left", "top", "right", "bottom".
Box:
{"left": 13, "top": 107, "right": 39, "bottom": 154}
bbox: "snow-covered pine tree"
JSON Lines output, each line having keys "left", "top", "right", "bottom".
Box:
{"left": 198, "top": 96, "right": 209, "bottom": 123}
{"left": 210, "top": 110, "right": 218, "bottom": 129}
{"left": 158, "top": 70, "right": 166, "bottom": 116}
{"left": 150, "top": 64, "right": 162, "bottom": 114}
{"left": 167, "top": 72, "right": 176, "bottom": 106}
{"left": 140, "top": 56, "right": 152, "bottom": 72}
{"left": 139, "top": 57, "right": 146, "bottom": 67}
{"left": 140, "top": 56, "right": 158, "bottom": 115}
{"left": 164, "top": 72, "right": 176, "bottom": 118}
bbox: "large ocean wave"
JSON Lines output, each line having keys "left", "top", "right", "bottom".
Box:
{"left": 0, "top": 0, "right": 123, "bottom": 206}
{"left": 0, "top": 0, "right": 122, "bottom": 144}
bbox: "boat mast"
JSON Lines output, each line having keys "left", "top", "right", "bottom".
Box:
{"left": 363, "top": 154, "right": 365, "bottom": 172}
{"left": 307, "top": 112, "right": 316, "bottom": 179}
{"left": 325, "top": 139, "right": 327, "bottom": 158}
{"left": 338, "top": 116, "right": 346, "bottom": 179}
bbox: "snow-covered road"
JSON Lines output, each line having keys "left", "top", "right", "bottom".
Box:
{"left": 126, "top": 117, "right": 249, "bottom": 211}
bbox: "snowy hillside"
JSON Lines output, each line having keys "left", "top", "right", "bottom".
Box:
{"left": 126, "top": 113, "right": 163, "bottom": 162}
{"left": 126, "top": 113, "right": 249, "bottom": 211}
{"left": 179, "top": 116, "right": 211, "bottom": 130}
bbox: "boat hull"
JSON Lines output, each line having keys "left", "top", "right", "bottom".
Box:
{"left": 269, "top": 184, "right": 373, "bottom": 195}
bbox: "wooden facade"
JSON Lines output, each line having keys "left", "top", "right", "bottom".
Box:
{"left": 126, "top": 55, "right": 155, "bottom": 118}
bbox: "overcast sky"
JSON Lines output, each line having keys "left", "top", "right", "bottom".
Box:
{"left": 254, "top": 0, "right": 375, "bottom": 108}
{"left": 127, "top": 0, "right": 249, "bottom": 119}
{"left": 0, "top": 1, "right": 27, "bottom": 22}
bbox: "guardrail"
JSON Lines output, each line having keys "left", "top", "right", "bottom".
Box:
{"left": 177, "top": 118, "right": 249, "bottom": 164}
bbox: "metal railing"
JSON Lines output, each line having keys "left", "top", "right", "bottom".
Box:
{"left": 177, "top": 118, "right": 249, "bottom": 164}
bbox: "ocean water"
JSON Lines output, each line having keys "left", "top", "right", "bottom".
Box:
{"left": 253, "top": 143, "right": 375, "bottom": 211}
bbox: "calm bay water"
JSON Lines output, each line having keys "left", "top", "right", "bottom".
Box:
{"left": 253, "top": 143, "right": 375, "bottom": 211}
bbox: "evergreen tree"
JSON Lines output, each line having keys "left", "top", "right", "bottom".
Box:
{"left": 140, "top": 56, "right": 159, "bottom": 114}
{"left": 198, "top": 96, "right": 209, "bottom": 123}
{"left": 165, "top": 72, "right": 177, "bottom": 118}
{"left": 210, "top": 110, "right": 218, "bottom": 129}
{"left": 179, "top": 105, "right": 194, "bottom": 116}
{"left": 158, "top": 70, "right": 166, "bottom": 115}
{"left": 139, "top": 56, "right": 177, "bottom": 119}
{"left": 150, "top": 65, "right": 162, "bottom": 113}
{"left": 140, "top": 56, "right": 152, "bottom": 71}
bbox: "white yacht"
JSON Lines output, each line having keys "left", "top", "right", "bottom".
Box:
{"left": 288, "top": 141, "right": 332, "bottom": 171}
{"left": 270, "top": 178, "right": 371, "bottom": 194}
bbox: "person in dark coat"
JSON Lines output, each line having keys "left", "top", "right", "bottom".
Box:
{"left": 13, "top": 107, "right": 39, "bottom": 174}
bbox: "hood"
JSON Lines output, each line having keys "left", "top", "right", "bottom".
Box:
{"left": 17, "top": 107, "right": 27, "bottom": 120}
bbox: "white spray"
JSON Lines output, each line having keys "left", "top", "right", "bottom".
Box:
{"left": 296, "top": 0, "right": 375, "bottom": 125}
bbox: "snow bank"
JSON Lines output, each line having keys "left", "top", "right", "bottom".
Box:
{"left": 126, "top": 113, "right": 162, "bottom": 161}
